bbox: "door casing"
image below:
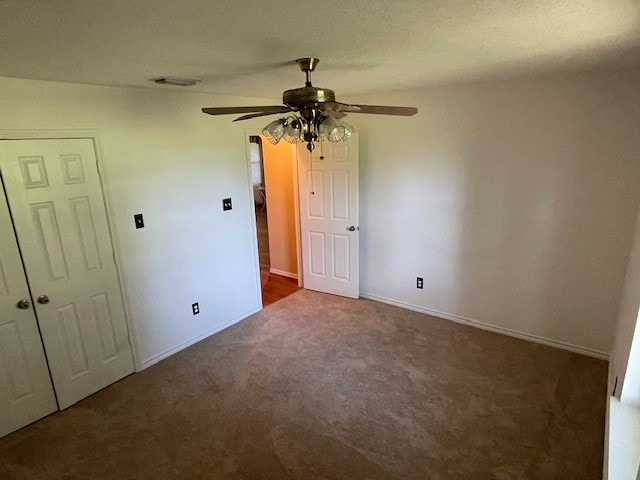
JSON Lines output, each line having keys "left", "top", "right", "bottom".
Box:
{"left": 244, "top": 129, "right": 303, "bottom": 297}
{"left": 244, "top": 129, "right": 359, "bottom": 299}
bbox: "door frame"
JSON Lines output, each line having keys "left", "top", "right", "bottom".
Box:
{"left": 244, "top": 129, "right": 303, "bottom": 291}
{"left": 0, "top": 129, "right": 140, "bottom": 370}
{"left": 295, "top": 135, "right": 360, "bottom": 298}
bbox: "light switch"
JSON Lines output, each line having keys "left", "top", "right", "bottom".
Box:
{"left": 134, "top": 213, "right": 144, "bottom": 229}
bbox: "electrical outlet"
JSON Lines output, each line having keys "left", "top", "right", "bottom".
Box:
{"left": 222, "top": 198, "right": 232, "bottom": 211}
{"left": 192, "top": 302, "right": 200, "bottom": 315}
{"left": 134, "top": 213, "right": 144, "bottom": 229}
{"left": 416, "top": 277, "right": 423, "bottom": 289}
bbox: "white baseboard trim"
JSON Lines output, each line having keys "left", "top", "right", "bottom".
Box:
{"left": 138, "top": 305, "right": 262, "bottom": 370}
{"left": 269, "top": 268, "right": 298, "bottom": 280}
{"left": 360, "top": 292, "right": 610, "bottom": 360}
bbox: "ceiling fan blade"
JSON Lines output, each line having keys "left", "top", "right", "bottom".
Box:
{"left": 323, "top": 101, "right": 361, "bottom": 113}
{"left": 343, "top": 104, "right": 418, "bottom": 116}
{"left": 202, "top": 106, "right": 290, "bottom": 116}
{"left": 323, "top": 110, "right": 348, "bottom": 119}
{"left": 232, "top": 111, "right": 288, "bottom": 122}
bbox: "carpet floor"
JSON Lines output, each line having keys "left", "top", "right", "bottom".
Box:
{"left": 0, "top": 290, "right": 607, "bottom": 479}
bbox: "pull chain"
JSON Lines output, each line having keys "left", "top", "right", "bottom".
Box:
{"left": 309, "top": 147, "right": 314, "bottom": 195}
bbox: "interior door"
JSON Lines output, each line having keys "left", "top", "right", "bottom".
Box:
{"left": 297, "top": 134, "right": 359, "bottom": 298}
{"left": 0, "top": 138, "right": 134, "bottom": 409}
{"left": 0, "top": 181, "right": 58, "bottom": 437}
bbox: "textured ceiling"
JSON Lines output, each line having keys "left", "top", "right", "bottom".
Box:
{"left": 1, "top": 0, "right": 639, "bottom": 99}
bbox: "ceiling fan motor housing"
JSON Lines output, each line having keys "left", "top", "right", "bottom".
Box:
{"left": 283, "top": 86, "right": 336, "bottom": 150}
{"left": 283, "top": 86, "right": 336, "bottom": 108}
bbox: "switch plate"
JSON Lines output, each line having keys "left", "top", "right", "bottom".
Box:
{"left": 416, "top": 277, "right": 423, "bottom": 289}
{"left": 192, "top": 302, "right": 200, "bottom": 315}
{"left": 134, "top": 213, "right": 144, "bottom": 229}
{"left": 222, "top": 198, "right": 232, "bottom": 211}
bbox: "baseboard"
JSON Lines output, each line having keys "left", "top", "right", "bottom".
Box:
{"left": 138, "top": 305, "right": 262, "bottom": 370}
{"left": 360, "top": 292, "right": 610, "bottom": 360}
{"left": 269, "top": 268, "right": 298, "bottom": 280}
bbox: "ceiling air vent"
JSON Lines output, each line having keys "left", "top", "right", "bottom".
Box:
{"left": 152, "top": 77, "right": 200, "bottom": 87}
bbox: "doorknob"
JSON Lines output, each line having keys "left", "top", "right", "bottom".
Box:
{"left": 37, "top": 295, "right": 50, "bottom": 305}
{"left": 347, "top": 226, "right": 359, "bottom": 231}
{"left": 16, "top": 299, "right": 30, "bottom": 309}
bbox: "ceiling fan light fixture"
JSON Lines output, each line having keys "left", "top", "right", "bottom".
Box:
{"left": 282, "top": 116, "right": 303, "bottom": 144}
{"left": 320, "top": 116, "right": 353, "bottom": 142}
{"left": 262, "top": 118, "right": 286, "bottom": 145}
{"left": 201, "top": 57, "right": 417, "bottom": 152}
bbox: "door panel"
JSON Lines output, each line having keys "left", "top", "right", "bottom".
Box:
{"left": 298, "top": 135, "right": 359, "bottom": 298}
{"left": 0, "top": 139, "right": 134, "bottom": 409}
{"left": 0, "top": 180, "right": 57, "bottom": 438}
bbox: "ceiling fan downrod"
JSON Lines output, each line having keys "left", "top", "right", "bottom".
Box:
{"left": 296, "top": 57, "right": 319, "bottom": 87}
{"left": 294, "top": 57, "right": 323, "bottom": 151}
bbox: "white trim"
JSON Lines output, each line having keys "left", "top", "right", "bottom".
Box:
{"left": 0, "top": 129, "right": 141, "bottom": 369}
{"left": 244, "top": 129, "right": 264, "bottom": 312}
{"left": 139, "top": 305, "right": 261, "bottom": 369}
{"left": 91, "top": 134, "right": 142, "bottom": 370}
{"left": 291, "top": 143, "right": 303, "bottom": 288}
{"left": 269, "top": 268, "right": 298, "bottom": 280}
{"left": 360, "top": 291, "right": 610, "bottom": 360}
{"left": 245, "top": 131, "right": 302, "bottom": 291}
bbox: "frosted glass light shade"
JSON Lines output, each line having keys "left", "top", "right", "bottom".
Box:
{"left": 320, "top": 116, "right": 353, "bottom": 142}
{"left": 262, "top": 119, "right": 286, "bottom": 145}
{"left": 283, "top": 116, "right": 302, "bottom": 144}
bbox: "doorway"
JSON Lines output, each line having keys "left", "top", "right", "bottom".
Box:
{"left": 247, "top": 135, "right": 300, "bottom": 306}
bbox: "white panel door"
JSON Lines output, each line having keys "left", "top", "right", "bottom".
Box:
{"left": 0, "top": 139, "right": 134, "bottom": 409}
{"left": 0, "top": 183, "right": 57, "bottom": 437}
{"left": 297, "top": 135, "right": 359, "bottom": 298}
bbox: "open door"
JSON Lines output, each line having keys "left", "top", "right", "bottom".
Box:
{"left": 297, "top": 134, "right": 359, "bottom": 298}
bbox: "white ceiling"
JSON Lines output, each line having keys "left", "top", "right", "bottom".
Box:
{"left": 1, "top": 0, "right": 639, "bottom": 100}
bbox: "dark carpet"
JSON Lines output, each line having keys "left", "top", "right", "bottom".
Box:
{"left": 0, "top": 289, "right": 607, "bottom": 479}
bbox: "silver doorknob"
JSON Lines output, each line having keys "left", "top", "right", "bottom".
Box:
{"left": 37, "top": 295, "right": 50, "bottom": 305}
{"left": 16, "top": 299, "right": 30, "bottom": 309}
{"left": 347, "top": 226, "right": 358, "bottom": 231}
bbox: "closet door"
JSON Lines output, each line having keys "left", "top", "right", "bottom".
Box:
{"left": 0, "top": 180, "right": 57, "bottom": 438}
{"left": 0, "top": 139, "right": 135, "bottom": 409}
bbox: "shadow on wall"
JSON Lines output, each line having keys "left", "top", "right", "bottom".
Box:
{"left": 453, "top": 77, "right": 640, "bottom": 352}
{"left": 354, "top": 67, "right": 640, "bottom": 355}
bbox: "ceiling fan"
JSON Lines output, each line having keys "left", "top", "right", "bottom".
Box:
{"left": 202, "top": 57, "right": 418, "bottom": 152}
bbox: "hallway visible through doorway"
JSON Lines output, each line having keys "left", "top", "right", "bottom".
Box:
{"left": 250, "top": 135, "right": 300, "bottom": 307}
{"left": 255, "top": 209, "right": 299, "bottom": 306}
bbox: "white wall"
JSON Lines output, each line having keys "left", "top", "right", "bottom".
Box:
{"left": 349, "top": 66, "right": 640, "bottom": 356}
{"left": 0, "top": 77, "right": 271, "bottom": 368}
{"left": 4, "top": 64, "right": 638, "bottom": 366}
